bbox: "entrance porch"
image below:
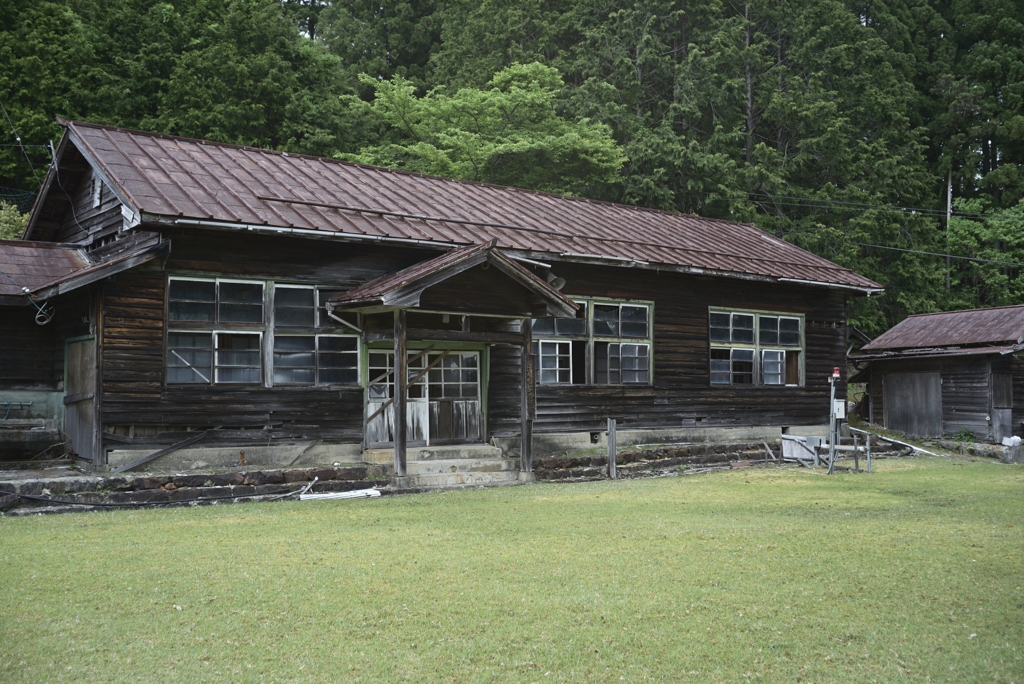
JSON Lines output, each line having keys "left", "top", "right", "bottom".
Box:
{"left": 326, "top": 243, "right": 577, "bottom": 488}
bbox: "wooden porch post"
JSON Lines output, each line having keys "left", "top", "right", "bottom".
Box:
{"left": 394, "top": 308, "right": 408, "bottom": 477}
{"left": 520, "top": 317, "right": 534, "bottom": 472}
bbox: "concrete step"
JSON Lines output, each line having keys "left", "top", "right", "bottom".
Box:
{"left": 405, "top": 458, "right": 518, "bottom": 476}
{"left": 364, "top": 444, "right": 503, "bottom": 464}
{"left": 392, "top": 470, "right": 532, "bottom": 490}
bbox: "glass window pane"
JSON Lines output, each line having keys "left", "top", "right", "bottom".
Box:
{"left": 593, "top": 305, "right": 619, "bottom": 336}
{"left": 732, "top": 314, "right": 754, "bottom": 343}
{"left": 169, "top": 301, "right": 215, "bottom": 322}
{"left": 276, "top": 307, "right": 315, "bottom": 327}
{"left": 557, "top": 302, "right": 587, "bottom": 335}
{"left": 169, "top": 279, "right": 215, "bottom": 302}
{"left": 274, "top": 336, "right": 315, "bottom": 352}
{"left": 275, "top": 287, "right": 314, "bottom": 307}
{"left": 319, "top": 336, "right": 357, "bottom": 352}
{"left": 320, "top": 368, "right": 358, "bottom": 385}
{"left": 532, "top": 318, "right": 555, "bottom": 335}
{"left": 219, "top": 302, "right": 263, "bottom": 323}
{"left": 710, "top": 348, "right": 731, "bottom": 385}
{"left": 319, "top": 352, "right": 357, "bottom": 369}
{"left": 275, "top": 368, "right": 315, "bottom": 384}
{"left": 218, "top": 367, "right": 261, "bottom": 383}
{"left": 220, "top": 282, "right": 263, "bottom": 303}
{"left": 779, "top": 317, "right": 800, "bottom": 345}
{"left": 621, "top": 306, "right": 648, "bottom": 337}
{"left": 759, "top": 316, "right": 779, "bottom": 345}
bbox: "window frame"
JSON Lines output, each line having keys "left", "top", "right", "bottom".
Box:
{"left": 708, "top": 307, "right": 804, "bottom": 388}
{"left": 165, "top": 276, "right": 362, "bottom": 388}
{"left": 533, "top": 297, "right": 654, "bottom": 386}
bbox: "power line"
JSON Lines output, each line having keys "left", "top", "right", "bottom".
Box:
{"left": 749, "top": 192, "right": 1024, "bottom": 222}
{"left": 0, "top": 98, "right": 42, "bottom": 189}
{"left": 779, "top": 229, "right": 1024, "bottom": 268}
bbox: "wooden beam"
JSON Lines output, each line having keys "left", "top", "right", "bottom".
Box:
{"left": 109, "top": 429, "right": 214, "bottom": 473}
{"left": 364, "top": 328, "right": 523, "bottom": 345}
{"left": 393, "top": 309, "right": 408, "bottom": 477}
{"left": 520, "top": 317, "right": 534, "bottom": 472}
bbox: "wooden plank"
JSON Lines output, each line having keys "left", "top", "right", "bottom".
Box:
{"left": 607, "top": 417, "right": 617, "bottom": 479}
{"left": 109, "top": 429, "right": 214, "bottom": 473}
{"left": 520, "top": 317, "right": 533, "bottom": 472}
{"left": 394, "top": 309, "right": 408, "bottom": 477}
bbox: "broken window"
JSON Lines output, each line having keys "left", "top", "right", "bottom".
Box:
{"left": 709, "top": 308, "right": 803, "bottom": 387}
{"left": 533, "top": 298, "right": 652, "bottom": 385}
{"left": 166, "top": 277, "right": 360, "bottom": 386}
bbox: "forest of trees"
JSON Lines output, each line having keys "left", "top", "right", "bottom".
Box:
{"left": 1, "top": 0, "right": 1021, "bottom": 333}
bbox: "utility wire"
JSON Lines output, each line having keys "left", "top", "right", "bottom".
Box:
{"left": 749, "top": 192, "right": 1024, "bottom": 222}
{"left": 776, "top": 229, "right": 1024, "bottom": 268}
{"left": 0, "top": 97, "right": 42, "bottom": 188}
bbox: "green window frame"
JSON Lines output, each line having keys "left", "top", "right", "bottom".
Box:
{"left": 533, "top": 297, "right": 654, "bottom": 385}
{"left": 708, "top": 308, "right": 804, "bottom": 387}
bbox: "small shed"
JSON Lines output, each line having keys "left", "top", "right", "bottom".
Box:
{"left": 851, "top": 306, "right": 1024, "bottom": 442}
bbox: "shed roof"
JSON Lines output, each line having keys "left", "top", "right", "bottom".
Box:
{"left": 0, "top": 240, "right": 90, "bottom": 297}
{"left": 861, "top": 305, "right": 1024, "bottom": 351}
{"left": 32, "top": 120, "right": 881, "bottom": 293}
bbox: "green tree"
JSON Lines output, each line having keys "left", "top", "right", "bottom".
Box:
{"left": 346, "top": 62, "right": 626, "bottom": 195}
{"left": 0, "top": 201, "right": 29, "bottom": 239}
{"left": 946, "top": 198, "right": 1024, "bottom": 309}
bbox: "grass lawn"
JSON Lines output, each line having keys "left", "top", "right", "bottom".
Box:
{"left": 2, "top": 457, "right": 1022, "bottom": 682}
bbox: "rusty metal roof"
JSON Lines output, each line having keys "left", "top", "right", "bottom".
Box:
{"left": 861, "top": 305, "right": 1024, "bottom": 351}
{"left": 48, "top": 120, "right": 881, "bottom": 291}
{"left": 0, "top": 240, "right": 90, "bottom": 297}
{"left": 330, "top": 242, "right": 578, "bottom": 317}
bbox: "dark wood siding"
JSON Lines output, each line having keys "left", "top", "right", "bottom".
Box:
{"left": 489, "top": 263, "right": 848, "bottom": 437}
{"left": 97, "top": 232, "right": 856, "bottom": 452}
{"left": 1012, "top": 354, "right": 1024, "bottom": 438}
{"left": 869, "top": 356, "right": 993, "bottom": 440}
{"left": 0, "top": 290, "right": 92, "bottom": 391}
{"left": 97, "top": 232, "right": 433, "bottom": 453}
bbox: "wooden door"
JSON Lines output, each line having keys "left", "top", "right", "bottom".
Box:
{"left": 64, "top": 337, "right": 97, "bottom": 462}
{"left": 365, "top": 350, "right": 482, "bottom": 447}
{"left": 425, "top": 351, "right": 482, "bottom": 444}
{"left": 992, "top": 373, "right": 1013, "bottom": 442}
{"left": 883, "top": 371, "right": 942, "bottom": 437}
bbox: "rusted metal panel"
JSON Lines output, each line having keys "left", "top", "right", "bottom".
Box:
{"left": 52, "top": 120, "right": 881, "bottom": 291}
{"left": 862, "top": 305, "right": 1024, "bottom": 351}
{"left": 0, "top": 240, "right": 90, "bottom": 296}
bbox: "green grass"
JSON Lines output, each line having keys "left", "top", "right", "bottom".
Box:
{"left": 2, "top": 458, "right": 1023, "bottom": 682}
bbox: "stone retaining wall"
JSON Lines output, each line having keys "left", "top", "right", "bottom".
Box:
{"left": 533, "top": 442, "right": 781, "bottom": 481}
{"left": 0, "top": 465, "right": 389, "bottom": 515}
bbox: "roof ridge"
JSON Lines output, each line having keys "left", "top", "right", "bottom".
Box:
{"left": 906, "top": 304, "right": 1024, "bottom": 318}
{"left": 60, "top": 118, "right": 752, "bottom": 228}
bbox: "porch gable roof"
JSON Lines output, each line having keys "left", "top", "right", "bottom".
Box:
{"left": 327, "top": 242, "right": 578, "bottom": 318}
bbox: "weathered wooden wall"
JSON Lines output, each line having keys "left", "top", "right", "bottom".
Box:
{"left": 97, "top": 232, "right": 437, "bottom": 453}
{"left": 868, "top": 356, "right": 994, "bottom": 440}
{"left": 488, "top": 262, "right": 848, "bottom": 437}
{"left": 95, "top": 231, "right": 857, "bottom": 453}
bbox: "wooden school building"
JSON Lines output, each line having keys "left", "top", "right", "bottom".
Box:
{"left": 0, "top": 120, "right": 882, "bottom": 480}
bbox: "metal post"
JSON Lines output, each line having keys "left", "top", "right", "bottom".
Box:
{"left": 853, "top": 433, "right": 859, "bottom": 473}
{"left": 866, "top": 433, "right": 872, "bottom": 474}
{"left": 607, "top": 418, "right": 617, "bottom": 479}
{"left": 828, "top": 375, "right": 837, "bottom": 474}
{"left": 393, "top": 309, "right": 407, "bottom": 478}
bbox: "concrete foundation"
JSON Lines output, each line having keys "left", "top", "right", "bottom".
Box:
{"left": 106, "top": 442, "right": 364, "bottom": 471}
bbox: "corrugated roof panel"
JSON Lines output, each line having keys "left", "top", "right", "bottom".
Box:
{"left": 862, "top": 305, "right": 1024, "bottom": 350}
{"left": 64, "top": 120, "right": 881, "bottom": 290}
{"left": 0, "top": 241, "right": 91, "bottom": 296}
